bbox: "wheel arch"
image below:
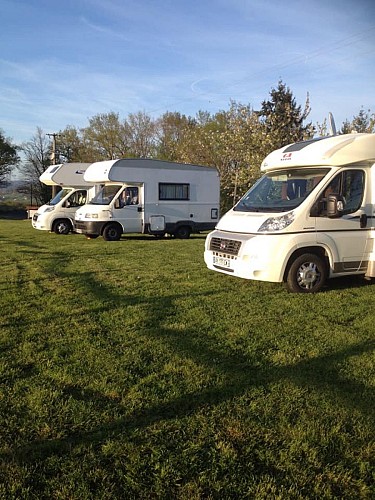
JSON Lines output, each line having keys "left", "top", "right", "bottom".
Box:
{"left": 52, "top": 217, "right": 74, "bottom": 233}
{"left": 100, "top": 220, "right": 124, "bottom": 236}
{"left": 283, "top": 246, "right": 330, "bottom": 282}
{"left": 172, "top": 221, "right": 195, "bottom": 238}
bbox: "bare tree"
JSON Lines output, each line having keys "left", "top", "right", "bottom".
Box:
{"left": 20, "top": 127, "right": 51, "bottom": 204}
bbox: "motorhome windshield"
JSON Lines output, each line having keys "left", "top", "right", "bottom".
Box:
{"left": 234, "top": 168, "right": 330, "bottom": 213}
{"left": 89, "top": 185, "right": 121, "bottom": 205}
{"left": 48, "top": 188, "right": 73, "bottom": 206}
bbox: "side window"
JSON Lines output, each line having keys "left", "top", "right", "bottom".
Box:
{"left": 76, "top": 190, "right": 87, "bottom": 206}
{"left": 314, "top": 170, "right": 364, "bottom": 217}
{"left": 66, "top": 190, "right": 87, "bottom": 208}
{"left": 341, "top": 170, "right": 364, "bottom": 214}
{"left": 116, "top": 187, "right": 139, "bottom": 208}
{"left": 159, "top": 183, "right": 189, "bottom": 201}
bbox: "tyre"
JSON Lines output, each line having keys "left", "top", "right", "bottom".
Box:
{"left": 102, "top": 223, "right": 122, "bottom": 241}
{"left": 286, "top": 253, "right": 327, "bottom": 293}
{"left": 53, "top": 219, "right": 72, "bottom": 235}
{"left": 174, "top": 226, "right": 191, "bottom": 239}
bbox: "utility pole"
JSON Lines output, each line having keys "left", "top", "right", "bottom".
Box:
{"left": 46, "top": 133, "right": 60, "bottom": 197}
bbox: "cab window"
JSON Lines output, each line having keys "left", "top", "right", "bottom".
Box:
{"left": 313, "top": 170, "right": 364, "bottom": 217}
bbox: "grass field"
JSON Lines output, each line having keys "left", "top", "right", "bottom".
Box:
{"left": 0, "top": 219, "right": 374, "bottom": 499}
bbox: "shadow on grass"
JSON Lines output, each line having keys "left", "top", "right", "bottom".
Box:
{"left": 326, "top": 274, "right": 375, "bottom": 291}
{"left": 6, "top": 280, "right": 375, "bottom": 463}
{"left": 2, "top": 240, "right": 374, "bottom": 464}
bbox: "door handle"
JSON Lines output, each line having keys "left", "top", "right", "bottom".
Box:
{"left": 360, "top": 213, "right": 367, "bottom": 228}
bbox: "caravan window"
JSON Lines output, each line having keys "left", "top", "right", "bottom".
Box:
{"left": 159, "top": 183, "right": 190, "bottom": 201}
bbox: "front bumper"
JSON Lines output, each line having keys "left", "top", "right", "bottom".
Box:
{"left": 74, "top": 220, "right": 105, "bottom": 235}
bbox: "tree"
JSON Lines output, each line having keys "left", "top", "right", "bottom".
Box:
{"left": 175, "top": 102, "right": 267, "bottom": 213}
{"left": 20, "top": 127, "right": 51, "bottom": 204}
{"left": 341, "top": 108, "right": 375, "bottom": 134}
{"left": 209, "top": 102, "right": 270, "bottom": 211}
{"left": 156, "top": 111, "right": 195, "bottom": 161}
{"left": 258, "top": 80, "right": 315, "bottom": 149}
{"left": 57, "top": 125, "right": 92, "bottom": 163}
{"left": 82, "top": 112, "right": 129, "bottom": 161}
{"left": 0, "top": 130, "right": 19, "bottom": 184}
{"left": 124, "top": 111, "right": 158, "bottom": 158}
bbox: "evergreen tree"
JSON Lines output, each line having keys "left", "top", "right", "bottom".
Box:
{"left": 0, "top": 130, "right": 19, "bottom": 184}
{"left": 258, "top": 80, "right": 315, "bottom": 149}
{"left": 340, "top": 108, "right": 375, "bottom": 133}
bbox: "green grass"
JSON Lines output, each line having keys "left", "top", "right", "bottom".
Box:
{"left": 0, "top": 220, "right": 374, "bottom": 499}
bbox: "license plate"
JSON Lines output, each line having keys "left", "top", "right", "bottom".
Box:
{"left": 213, "top": 255, "right": 231, "bottom": 268}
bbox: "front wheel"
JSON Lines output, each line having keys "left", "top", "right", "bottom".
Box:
{"left": 286, "top": 253, "right": 327, "bottom": 293}
{"left": 53, "top": 219, "right": 72, "bottom": 235}
{"left": 102, "top": 223, "right": 122, "bottom": 241}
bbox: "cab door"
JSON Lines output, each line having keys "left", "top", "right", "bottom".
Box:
{"left": 313, "top": 169, "right": 370, "bottom": 273}
{"left": 113, "top": 186, "right": 143, "bottom": 233}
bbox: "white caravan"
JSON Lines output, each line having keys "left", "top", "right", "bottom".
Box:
{"left": 74, "top": 158, "right": 220, "bottom": 241}
{"left": 32, "top": 163, "right": 98, "bottom": 234}
{"left": 204, "top": 133, "right": 375, "bottom": 293}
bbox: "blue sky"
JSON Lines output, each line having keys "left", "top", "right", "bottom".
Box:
{"left": 1, "top": 0, "right": 375, "bottom": 146}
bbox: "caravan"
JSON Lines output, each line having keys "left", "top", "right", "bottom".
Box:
{"left": 32, "top": 163, "right": 99, "bottom": 234}
{"left": 74, "top": 158, "right": 220, "bottom": 240}
{"left": 204, "top": 133, "right": 375, "bottom": 292}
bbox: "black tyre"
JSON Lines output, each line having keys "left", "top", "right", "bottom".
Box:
{"left": 102, "top": 223, "right": 122, "bottom": 241}
{"left": 53, "top": 219, "right": 72, "bottom": 235}
{"left": 286, "top": 253, "right": 327, "bottom": 293}
{"left": 174, "top": 226, "right": 191, "bottom": 239}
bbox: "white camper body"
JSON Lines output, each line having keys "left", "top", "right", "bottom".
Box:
{"left": 204, "top": 133, "right": 375, "bottom": 292}
{"left": 74, "top": 158, "right": 220, "bottom": 241}
{"left": 32, "top": 163, "right": 98, "bottom": 234}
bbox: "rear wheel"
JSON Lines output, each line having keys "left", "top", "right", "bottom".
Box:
{"left": 53, "top": 219, "right": 72, "bottom": 235}
{"left": 286, "top": 253, "right": 327, "bottom": 293}
{"left": 174, "top": 226, "right": 191, "bottom": 239}
{"left": 103, "top": 223, "right": 122, "bottom": 241}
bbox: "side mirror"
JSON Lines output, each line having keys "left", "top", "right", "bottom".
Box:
{"left": 327, "top": 194, "right": 344, "bottom": 218}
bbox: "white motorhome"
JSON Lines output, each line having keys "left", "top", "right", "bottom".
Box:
{"left": 32, "top": 163, "right": 98, "bottom": 234}
{"left": 204, "top": 133, "right": 375, "bottom": 293}
{"left": 74, "top": 158, "right": 220, "bottom": 241}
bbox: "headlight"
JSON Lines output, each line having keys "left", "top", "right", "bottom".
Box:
{"left": 258, "top": 211, "right": 294, "bottom": 232}
{"left": 44, "top": 206, "right": 55, "bottom": 212}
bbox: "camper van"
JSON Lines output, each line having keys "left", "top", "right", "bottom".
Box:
{"left": 204, "top": 133, "right": 375, "bottom": 293}
{"left": 32, "top": 163, "right": 98, "bottom": 234}
{"left": 74, "top": 158, "right": 220, "bottom": 241}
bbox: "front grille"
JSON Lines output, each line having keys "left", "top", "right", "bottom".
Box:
{"left": 210, "top": 237, "right": 242, "bottom": 256}
{"left": 33, "top": 214, "right": 38, "bottom": 221}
